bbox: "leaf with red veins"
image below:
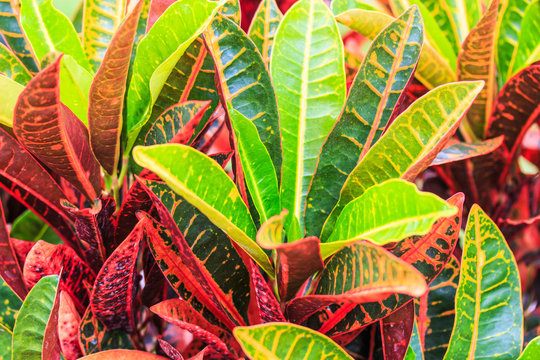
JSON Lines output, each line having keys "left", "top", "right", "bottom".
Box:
{"left": 0, "top": 202, "right": 27, "bottom": 299}
{"left": 157, "top": 337, "right": 184, "bottom": 360}
{"left": 248, "top": 259, "right": 286, "bottom": 323}
{"left": 58, "top": 291, "right": 84, "bottom": 360}
{"left": 13, "top": 56, "right": 102, "bottom": 201}
{"left": 10, "top": 238, "right": 35, "bottom": 268}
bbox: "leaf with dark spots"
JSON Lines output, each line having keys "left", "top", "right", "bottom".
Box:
{"left": 381, "top": 301, "right": 415, "bottom": 360}
{"left": 431, "top": 136, "right": 504, "bottom": 166}
{"left": 58, "top": 291, "right": 84, "bottom": 360}
{"left": 23, "top": 240, "right": 95, "bottom": 313}
{"left": 248, "top": 258, "right": 286, "bottom": 323}
{"left": 157, "top": 336, "right": 183, "bottom": 360}
{"left": 78, "top": 307, "right": 134, "bottom": 355}
{"left": 0, "top": 201, "right": 27, "bottom": 299}
{"left": 257, "top": 210, "right": 323, "bottom": 301}
{"left": 151, "top": 300, "right": 237, "bottom": 359}
{"left": 10, "top": 238, "right": 35, "bottom": 269}
{"left": 90, "top": 220, "right": 144, "bottom": 333}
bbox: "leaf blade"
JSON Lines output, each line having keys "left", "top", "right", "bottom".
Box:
{"left": 248, "top": 0, "right": 282, "bottom": 67}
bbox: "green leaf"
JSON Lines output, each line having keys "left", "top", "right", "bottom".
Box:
{"left": 331, "top": 0, "right": 382, "bottom": 13}
{"left": 59, "top": 55, "right": 92, "bottom": 126}
{"left": 203, "top": 14, "right": 282, "bottom": 180}
{"left": 414, "top": 0, "right": 461, "bottom": 52}
{"left": 82, "top": 0, "right": 126, "bottom": 72}
{"left": 220, "top": 0, "right": 241, "bottom": 23}
{"left": 321, "top": 81, "right": 483, "bottom": 239}
{"left": 320, "top": 180, "right": 456, "bottom": 259}
{"left": 335, "top": 7, "right": 456, "bottom": 88}
{"left": 407, "top": 320, "right": 423, "bottom": 360}
{"left": 11, "top": 275, "right": 59, "bottom": 360}
{"left": 132, "top": 144, "right": 273, "bottom": 276}
{"left": 518, "top": 336, "right": 540, "bottom": 359}
{"left": 0, "top": 323, "right": 11, "bottom": 360}
{"left": 230, "top": 107, "right": 280, "bottom": 223}
{"left": 0, "top": 276, "right": 22, "bottom": 330}
{"left": 508, "top": 0, "right": 540, "bottom": 78}
{"left": 248, "top": 0, "right": 283, "bottom": 67}
{"left": 0, "top": 75, "right": 24, "bottom": 127}
{"left": 496, "top": 0, "right": 534, "bottom": 85}
{"left": 125, "top": 0, "right": 224, "bottom": 150}
{"left": 233, "top": 323, "right": 353, "bottom": 360}
{"left": 10, "top": 210, "right": 62, "bottom": 244}
{"left": 270, "top": 0, "right": 346, "bottom": 234}
{"left": 20, "top": 0, "right": 91, "bottom": 71}
{"left": 444, "top": 205, "right": 523, "bottom": 360}
{"left": 0, "top": 44, "right": 32, "bottom": 84}
{"left": 305, "top": 5, "right": 423, "bottom": 237}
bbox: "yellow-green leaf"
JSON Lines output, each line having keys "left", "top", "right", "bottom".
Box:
{"left": 0, "top": 43, "right": 32, "bottom": 84}
{"left": 0, "top": 75, "right": 24, "bottom": 127}
{"left": 248, "top": 0, "right": 282, "bottom": 67}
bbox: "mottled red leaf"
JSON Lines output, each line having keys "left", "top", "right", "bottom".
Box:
{"left": 58, "top": 291, "right": 84, "bottom": 360}
{"left": 147, "top": 0, "right": 177, "bottom": 31}
{"left": 10, "top": 238, "right": 35, "bottom": 267}
{"left": 43, "top": 279, "right": 62, "bottom": 360}
{"left": 157, "top": 337, "right": 184, "bottom": 360}
{"left": 0, "top": 201, "right": 26, "bottom": 299}
{"left": 89, "top": 1, "right": 144, "bottom": 175}
{"left": 79, "top": 307, "right": 134, "bottom": 355}
{"left": 13, "top": 56, "right": 102, "bottom": 201}
{"left": 380, "top": 301, "right": 414, "bottom": 360}
{"left": 90, "top": 220, "right": 144, "bottom": 332}
{"left": 248, "top": 260, "right": 286, "bottom": 323}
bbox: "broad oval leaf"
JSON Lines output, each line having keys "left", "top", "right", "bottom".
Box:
{"left": 321, "top": 81, "right": 483, "bottom": 239}
{"left": 20, "top": 0, "right": 91, "bottom": 71}
{"left": 305, "top": 5, "right": 423, "bottom": 237}
{"left": 0, "top": 43, "right": 32, "bottom": 84}
{"left": 248, "top": 0, "right": 282, "bottom": 66}
{"left": 132, "top": 144, "right": 273, "bottom": 275}
{"left": 89, "top": 0, "right": 143, "bottom": 175}
{"left": 11, "top": 275, "right": 59, "bottom": 360}
{"left": 444, "top": 205, "right": 523, "bottom": 360}
{"left": 79, "top": 350, "right": 169, "bottom": 359}
{"left": 321, "top": 180, "right": 456, "bottom": 259}
{"left": 0, "top": 75, "right": 24, "bottom": 127}
{"left": 271, "top": 0, "right": 346, "bottom": 234}
{"left": 125, "top": 0, "right": 224, "bottom": 149}
{"left": 508, "top": 0, "right": 540, "bottom": 77}
{"left": 233, "top": 323, "right": 353, "bottom": 360}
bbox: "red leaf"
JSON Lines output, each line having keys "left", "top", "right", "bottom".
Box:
{"left": 249, "top": 261, "right": 286, "bottom": 323}
{"left": 147, "top": 0, "right": 177, "bottom": 31}
{"left": 58, "top": 291, "right": 84, "bottom": 360}
{"left": 79, "top": 350, "right": 169, "bottom": 359}
{"left": 90, "top": 220, "right": 144, "bottom": 332}
{"left": 89, "top": 0, "right": 144, "bottom": 175}
{"left": 43, "top": 281, "right": 62, "bottom": 360}
{"left": 13, "top": 56, "right": 102, "bottom": 201}
{"left": 157, "top": 337, "right": 184, "bottom": 360}
{"left": 0, "top": 202, "right": 26, "bottom": 299}
{"left": 23, "top": 240, "right": 95, "bottom": 312}
{"left": 10, "top": 238, "right": 35, "bottom": 267}
{"left": 380, "top": 301, "right": 414, "bottom": 360}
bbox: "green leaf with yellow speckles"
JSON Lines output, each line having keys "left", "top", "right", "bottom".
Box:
{"left": 82, "top": 0, "right": 126, "bottom": 72}
{"left": 132, "top": 144, "right": 273, "bottom": 276}
{"left": 321, "top": 81, "right": 483, "bottom": 240}
{"left": 0, "top": 322, "right": 11, "bottom": 359}
{"left": 0, "top": 276, "right": 22, "bottom": 330}
{"left": 11, "top": 275, "right": 59, "bottom": 360}
{"left": 443, "top": 205, "right": 523, "bottom": 360}
{"left": 233, "top": 323, "right": 353, "bottom": 360}
{"left": 305, "top": 5, "right": 423, "bottom": 237}
{"left": 220, "top": 0, "right": 241, "bottom": 23}
{"left": 271, "top": 0, "right": 346, "bottom": 236}
{"left": 0, "top": 44, "right": 32, "bottom": 84}
{"left": 248, "top": 0, "right": 282, "bottom": 67}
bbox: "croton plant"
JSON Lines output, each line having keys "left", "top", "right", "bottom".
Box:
{"left": 0, "top": 0, "right": 538, "bottom": 359}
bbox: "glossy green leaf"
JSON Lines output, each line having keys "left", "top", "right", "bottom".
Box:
{"left": 0, "top": 75, "right": 23, "bottom": 127}
{"left": 125, "top": 0, "right": 224, "bottom": 150}
{"left": 321, "top": 81, "right": 483, "bottom": 239}
{"left": 407, "top": 320, "right": 424, "bottom": 360}
{"left": 10, "top": 209, "right": 61, "bottom": 244}
{"left": 59, "top": 55, "right": 92, "bottom": 126}
{"left": 248, "top": 0, "right": 282, "bottom": 67}
{"left": 234, "top": 323, "right": 353, "bottom": 360}
{"left": 204, "top": 14, "right": 282, "bottom": 180}
{"left": 508, "top": 0, "right": 540, "bottom": 77}
{"left": 444, "top": 205, "right": 523, "bottom": 360}
{"left": 0, "top": 276, "right": 22, "bottom": 330}
{"left": 83, "top": 0, "right": 126, "bottom": 72}
{"left": 415, "top": 0, "right": 461, "bottom": 52}
{"left": 496, "top": 0, "right": 534, "bottom": 85}
{"left": 320, "top": 180, "right": 456, "bottom": 259}
{"left": 230, "top": 107, "right": 280, "bottom": 223}
{"left": 305, "top": 5, "right": 423, "bottom": 237}
{"left": 20, "top": 0, "right": 91, "bottom": 71}
{"left": 0, "top": 323, "right": 11, "bottom": 360}
{"left": 0, "top": 43, "right": 32, "bottom": 84}
{"left": 518, "top": 336, "right": 540, "bottom": 359}
{"left": 132, "top": 144, "right": 273, "bottom": 276}
{"left": 220, "top": 0, "right": 240, "bottom": 23}
{"left": 271, "top": 0, "right": 346, "bottom": 234}
{"left": 335, "top": 7, "right": 456, "bottom": 88}
{"left": 11, "top": 275, "right": 59, "bottom": 360}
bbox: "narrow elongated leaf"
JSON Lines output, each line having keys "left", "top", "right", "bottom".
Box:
{"left": 0, "top": 202, "right": 27, "bottom": 299}
{"left": 230, "top": 108, "right": 280, "bottom": 223}
{"left": 0, "top": 0, "right": 39, "bottom": 72}
{"left": 271, "top": 0, "right": 346, "bottom": 233}
{"left": 321, "top": 180, "right": 456, "bottom": 259}
{"left": 11, "top": 275, "right": 59, "bottom": 360}
{"left": 58, "top": 291, "right": 83, "bottom": 360}
{"left": 234, "top": 323, "right": 353, "bottom": 360}
{"left": 204, "top": 14, "right": 282, "bottom": 180}
{"left": 381, "top": 301, "right": 415, "bottom": 360}
{"left": 444, "top": 206, "right": 523, "bottom": 360}
{"left": 0, "top": 43, "right": 32, "bottom": 84}
{"left": 417, "top": 0, "right": 462, "bottom": 52}
{"left": 335, "top": 8, "right": 455, "bottom": 88}
{"left": 508, "top": 0, "right": 540, "bottom": 77}
{"left": 83, "top": 0, "right": 126, "bottom": 72}
{"left": 133, "top": 144, "right": 273, "bottom": 275}
{"left": 457, "top": 0, "right": 498, "bottom": 140}
{"left": 518, "top": 336, "right": 540, "bottom": 359}
{"left": 79, "top": 308, "right": 134, "bottom": 355}
{"left": 89, "top": 0, "right": 143, "bottom": 175}
{"left": 20, "top": 0, "right": 90, "bottom": 70}
{"left": 125, "top": 0, "right": 224, "bottom": 148}
{"left": 305, "top": 6, "right": 423, "bottom": 236}
{"left": 431, "top": 136, "right": 504, "bottom": 166}
{"left": 248, "top": 259, "right": 286, "bottom": 323}
{"left": 80, "top": 350, "right": 168, "bottom": 359}
{"left": 496, "top": 0, "right": 534, "bottom": 84}
{"left": 248, "top": 0, "right": 282, "bottom": 66}
{"left": 59, "top": 55, "right": 93, "bottom": 126}
{"left": 0, "top": 74, "right": 23, "bottom": 127}
{"left": 321, "top": 81, "right": 483, "bottom": 238}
